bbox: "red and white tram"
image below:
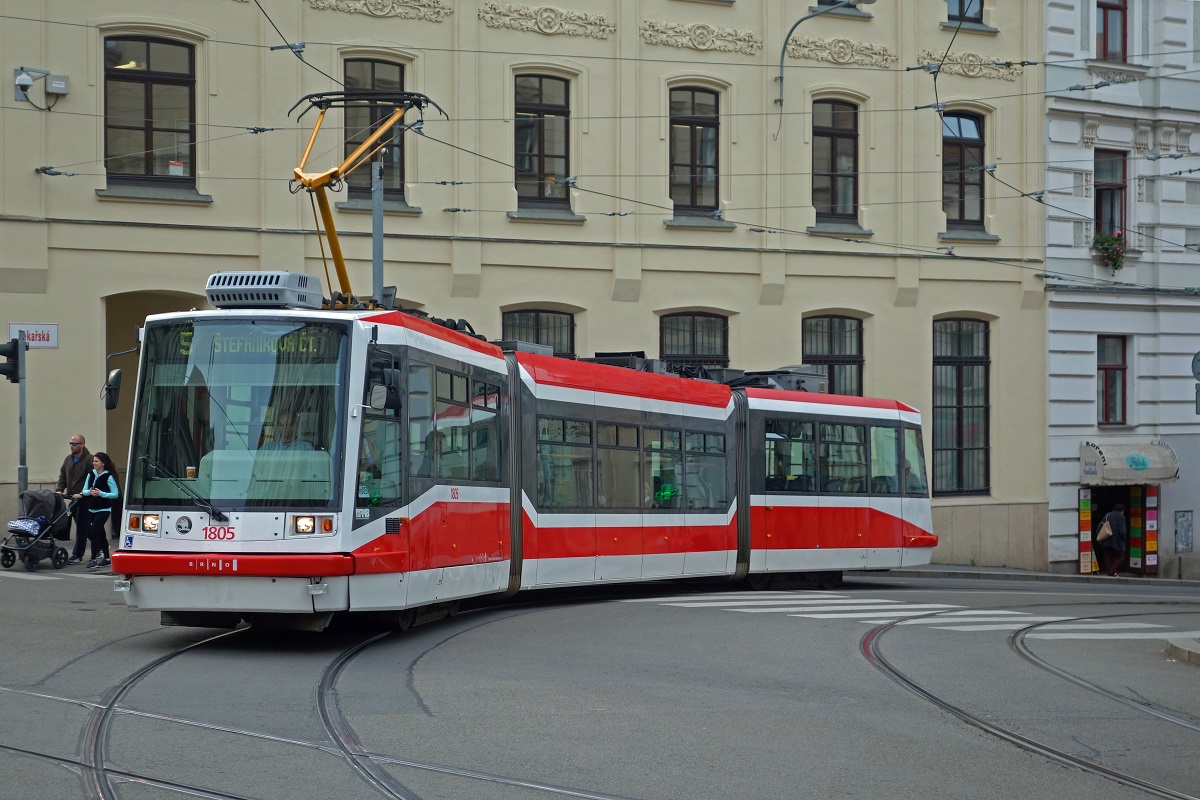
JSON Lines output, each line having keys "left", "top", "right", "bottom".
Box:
{"left": 110, "top": 272, "right": 935, "bottom": 629}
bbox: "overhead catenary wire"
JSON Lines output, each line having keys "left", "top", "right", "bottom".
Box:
{"left": 9, "top": 10, "right": 1200, "bottom": 77}
{"left": 8, "top": 10, "right": 1198, "bottom": 296}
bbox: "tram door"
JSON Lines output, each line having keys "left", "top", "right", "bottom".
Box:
{"left": 867, "top": 423, "right": 903, "bottom": 569}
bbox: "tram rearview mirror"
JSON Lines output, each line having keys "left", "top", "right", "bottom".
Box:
{"left": 370, "top": 368, "right": 404, "bottom": 411}
{"left": 103, "top": 368, "right": 122, "bottom": 411}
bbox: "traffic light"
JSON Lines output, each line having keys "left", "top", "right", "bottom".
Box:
{"left": 0, "top": 337, "right": 26, "bottom": 383}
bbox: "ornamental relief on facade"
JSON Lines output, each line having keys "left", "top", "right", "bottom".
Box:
{"left": 1089, "top": 68, "right": 1136, "bottom": 84}
{"left": 786, "top": 36, "right": 896, "bottom": 68}
{"left": 479, "top": 4, "right": 615, "bottom": 39}
{"left": 914, "top": 49, "right": 1022, "bottom": 81}
{"left": 640, "top": 20, "right": 762, "bottom": 55}
{"left": 306, "top": 0, "right": 452, "bottom": 22}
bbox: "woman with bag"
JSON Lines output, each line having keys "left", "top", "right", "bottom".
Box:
{"left": 1096, "top": 503, "right": 1127, "bottom": 577}
{"left": 72, "top": 451, "right": 119, "bottom": 570}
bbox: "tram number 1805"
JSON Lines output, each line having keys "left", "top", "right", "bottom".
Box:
{"left": 203, "top": 526, "right": 237, "bottom": 540}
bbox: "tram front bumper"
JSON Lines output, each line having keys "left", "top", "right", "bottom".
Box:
{"left": 111, "top": 552, "right": 353, "bottom": 613}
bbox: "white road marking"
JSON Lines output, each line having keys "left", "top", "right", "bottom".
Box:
{"left": 618, "top": 594, "right": 1196, "bottom": 641}
{"left": 1025, "top": 630, "right": 1200, "bottom": 640}
{"left": 790, "top": 604, "right": 961, "bottom": 618}
{"left": 623, "top": 591, "right": 844, "bottom": 603}
{"left": 887, "top": 615, "right": 1076, "bottom": 626}
{"left": 0, "top": 571, "right": 57, "bottom": 581}
{"left": 668, "top": 598, "right": 887, "bottom": 608}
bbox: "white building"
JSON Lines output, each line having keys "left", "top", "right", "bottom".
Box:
{"left": 1044, "top": 0, "right": 1200, "bottom": 577}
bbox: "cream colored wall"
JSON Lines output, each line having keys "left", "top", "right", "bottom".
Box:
{"left": 0, "top": 0, "right": 1048, "bottom": 566}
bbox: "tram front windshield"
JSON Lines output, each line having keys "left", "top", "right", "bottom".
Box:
{"left": 127, "top": 320, "right": 348, "bottom": 511}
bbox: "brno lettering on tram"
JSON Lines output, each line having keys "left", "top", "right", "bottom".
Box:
{"left": 110, "top": 272, "right": 935, "bottom": 630}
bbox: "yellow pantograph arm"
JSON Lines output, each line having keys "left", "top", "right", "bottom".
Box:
{"left": 292, "top": 103, "right": 411, "bottom": 299}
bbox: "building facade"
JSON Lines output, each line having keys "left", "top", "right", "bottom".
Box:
{"left": 0, "top": 0, "right": 1048, "bottom": 566}
{"left": 1043, "top": 0, "right": 1200, "bottom": 577}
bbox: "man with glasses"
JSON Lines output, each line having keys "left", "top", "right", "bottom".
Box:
{"left": 56, "top": 435, "right": 92, "bottom": 564}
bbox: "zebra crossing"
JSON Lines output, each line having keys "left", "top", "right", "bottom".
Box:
{"left": 0, "top": 570, "right": 113, "bottom": 581}
{"left": 622, "top": 590, "right": 1199, "bottom": 640}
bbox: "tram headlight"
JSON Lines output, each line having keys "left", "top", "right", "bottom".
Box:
{"left": 142, "top": 514, "right": 160, "bottom": 532}
{"left": 294, "top": 516, "right": 316, "bottom": 535}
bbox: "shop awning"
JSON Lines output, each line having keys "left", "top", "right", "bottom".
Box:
{"left": 1079, "top": 441, "right": 1179, "bottom": 485}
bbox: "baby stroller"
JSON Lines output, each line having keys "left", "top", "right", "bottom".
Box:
{"left": 2, "top": 489, "right": 74, "bottom": 571}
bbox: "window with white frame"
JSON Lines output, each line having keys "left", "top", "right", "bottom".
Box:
{"left": 1097, "top": 0, "right": 1127, "bottom": 62}
{"left": 1097, "top": 335, "right": 1126, "bottom": 425}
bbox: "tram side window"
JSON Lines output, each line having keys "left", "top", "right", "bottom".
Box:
{"left": 596, "top": 423, "right": 640, "bottom": 508}
{"left": 869, "top": 425, "right": 901, "bottom": 495}
{"left": 470, "top": 380, "right": 502, "bottom": 482}
{"left": 903, "top": 426, "right": 930, "bottom": 496}
{"left": 820, "top": 423, "right": 867, "bottom": 494}
{"left": 684, "top": 432, "right": 729, "bottom": 510}
{"left": 408, "top": 364, "right": 435, "bottom": 477}
{"left": 358, "top": 415, "right": 402, "bottom": 508}
{"left": 765, "top": 419, "right": 815, "bottom": 493}
{"left": 435, "top": 369, "right": 471, "bottom": 479}
{"left": 537, "top": 416, "right": 593, "bottom": 508}
{"left": 644, "top": 427, "right": 682, "bottom": 509}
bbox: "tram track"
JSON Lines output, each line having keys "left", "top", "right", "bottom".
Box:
{"left": 5, "top": 597, "right": 649, "bottom": 800}
{"left": 862, "top": 603, "right": 1200, "bottom": 800}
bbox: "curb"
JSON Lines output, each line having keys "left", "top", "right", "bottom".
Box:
{"left": 1166, "top": 639, "right": 1200, "bottom": 668}
{"left": 897, "top": 567, "right": 1200, "bottom": 590}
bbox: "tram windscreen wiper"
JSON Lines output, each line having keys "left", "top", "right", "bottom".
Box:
{"left": 140, "top": 454, "right": 229, "bottom": 522}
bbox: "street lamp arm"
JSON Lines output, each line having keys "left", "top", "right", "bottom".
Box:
{"left": 777, "top": 0, "right": 874, "bottom": 108}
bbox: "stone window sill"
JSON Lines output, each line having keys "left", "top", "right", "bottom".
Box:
{"left": 664, "top": 214, "right": 736, "bottom": 231}
{"left": 336, "top": 197, "right": 422, "bottom": 216}
{"left": 939, "top": 228, "right": 1000, "bottom": 243}
{"left": 507, "top": 208, "right": 586, "bottom": 224}
{"left": 96, "top": 183, "right": 212, "bottom": 204}
{"left": 808, "top": 5, "right": 873, "bottom": 20}
{"left": 940, "top": 20, "right": 999, "bottom": 35}
{"left": 807, "top": 221, "right": 874, "bottom": 237}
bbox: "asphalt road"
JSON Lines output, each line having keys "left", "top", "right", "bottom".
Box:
{"left": 1, "top": 563, "right": 1198, "bottom": 800}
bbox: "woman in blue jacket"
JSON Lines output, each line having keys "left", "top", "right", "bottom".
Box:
{"left": 73, "top": 451, "right": 119, "bottom": 569}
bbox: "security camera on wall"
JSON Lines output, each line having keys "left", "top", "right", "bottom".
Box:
{"left": 14, "top": 71, "right": 33, "bottom": 95}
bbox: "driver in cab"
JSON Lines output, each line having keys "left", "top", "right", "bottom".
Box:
{"left": 261, "top": 410, "right": 314, "bottom": 451}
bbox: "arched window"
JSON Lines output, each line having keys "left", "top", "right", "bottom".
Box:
{"left": 932, "top": 318, "right": 989, "bottom": 495}
{"left": 812, "top": 100, "right": 859, "bottom": 222}
{"left": 802, "top": 316, "right": 863, "bottom": 396}
{"left": 669, "top": 88, "right": 719, "bottom": 212}
{"left": 104, "top": 37, "right": 196, "bottom": 184}
{"left": 660, "top": 313, "right": 728, "bottom": 368}
{"left": 942, "top": 112, "right": 986, "bottom": 228}
{"left": 515, "top": 75, "right": 570, "bottom": 207}
{"left": 343, "top": 59, "right": 405, "bottom": 199}
{"left": 502, "top": 310, "right": 575, "bottom": 356}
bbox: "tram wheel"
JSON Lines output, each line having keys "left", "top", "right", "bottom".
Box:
{"left": 0, "top": 548, "right": 14, "bottom": 569}
{"left": 395, "top": 609, "right": 417, "bottom": 631}
{"left": 817, "top": 571, "right": 843, "bottom": 589}
{"left": 747, "top": 573, "right": 774, "bottom": 591}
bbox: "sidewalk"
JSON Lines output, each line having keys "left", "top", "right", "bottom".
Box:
{"left": 896, "top": 563, "right": 1200, "bottom": 668}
